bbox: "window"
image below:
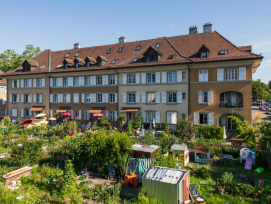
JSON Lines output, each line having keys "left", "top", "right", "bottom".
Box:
{"left": 168, "top": 93, "right": 177, "bottom": 103}
{"left": 168, "top": 55, "right": 176, "bottom": 59}
{"left": 75, "top": 111, "right": 80, "bottom": 119}
{"left": 64, "top": 64, "right": 68, "bottom": 69}
{"left": 201, "top": 52, "right": 207, "bottom": 59}
{"left": 24, "top": 94, "right": 29, "bottom": 103}
{"left": 97, "top": 94, "right": 102, "bottom": 103}
{"left": 112, "top": 59, "right": 118, "bottom": 64}
{"left": 53, "top": 94, "right": 58, "bottom": 103}
{"left": 64, "top": 78, "right": 68, "bottom": 86}
{"left": 74, "top": 77, "right": 79, "bottom": 86}
{"left": 199, "top": 113, "right": 208, "bottom": 125}
{"left": 147, "top": 73, "right": 155, "bottom": 83}
{"left": 54, "top": 78, "right": 58, "bottom": 87}
{"left": 97, "top": 76, "right": 102, "bottom": 85}
{"left": 65, "top": 53, "right": 70, "bottom": 58}
{"left": 37, "top": 79, "right": 42, "bottom": 87}
{"left": 220, "top": 50, "right": 227, "bottom": 55}
{"left": 109, "top": 111, "right": 115, "bottom": 120}
{"left": 107, "top": 48, "right": 112, "bottom": 54}
{"left": 12, "top": 94, "right": 17, "bottom": 103}
{"left": 85, "top": 77, "right": 91, "bottom": 86}
{"left": 37, "top": 94, "right": 42, "bottom": 103}
{"left": 153, "top": 55, "right": 158, "bottom": 62}
{"left": 56, "top": 64, "right": 62, "bottom": 69}
{"left": 147, "top": 112, "right": 155, "bottom": 122}
{"left": 128, "top": 74, "right": 135, "bottom": 84}
{"left": 86, "top": 94, "right": 91, "bottom": 103}
{"left": 24, "top": 109, "right": 30, "bottom": 117}
{"left": 98, "top": 61, "right": 102, "bottom": 67}
{"left": 12, "top": 108, "right": 17, "bottom": 117}
{"left": 128, "top": 93, "right": 135, "bottom": 103}
{"left": 75, "top": 63, "right": 79, "bottom": 68}
{"left": 168, "top": 72, "right": 177, "bottom": 83}
{"left": 0, "top": 88, "right": 4, "bottom": 93}
{"left": 155, "top": 43, "right": 161, "bottom": 49}
{"left": 199, "top": 70, "right": 208, "bottom": 82}
{"left": 146, "top": 57, "right": 150, "bottom": 62}
{"left": 25, "top": 80, "right": 29, "bottom": 87}
{"left": 74, "top": 52, "right": 80, "bottom": 57}
{"left": 182, "top": 72, "right": 186, "bottom": 79}
{"left": 133, "top": 58, "right": 138, "bottom": 62}
{"left": 182, "top": 114, "right": 185, "bottom": 120}
{"left": 136, "top": 46, "right": 141, "bottom": 51}
{"left": 14, "top": 80, "right": 18, "bottom": 88}
{"left": 109, "top": 93, "right": 115, "bottom": 103}
{"left": 225, "top": 69, "right": 238, "bottom": 81}
{"left": 63, "top": 94, "right": 68, "bottom": 103}
{"left": 182, "top": 93, "right": 186, "bottom": 100}
{"left": 147, "top": 93, "right": 155, "bottom": 103}
{"left": 199, "top": 91, "right": 208, "bottom": 103}
{"left": 118, "top": 47, "right": 124, "bottom": 53}
{"left": 109, "top": 75, "right": 115, "bottom": 85}
{"left": 86, "top": 62, "right": 90, "bottom": 67}
{"left": 167, "top": 112, "right": 177, "bottom": 124}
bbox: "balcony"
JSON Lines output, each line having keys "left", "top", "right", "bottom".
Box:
{"left": 219, "top": 91, "right": 243, "bottom": 109}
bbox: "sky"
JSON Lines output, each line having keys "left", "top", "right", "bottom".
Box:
{"left": 1, "top": 0, "right": 270, "bottom": 82}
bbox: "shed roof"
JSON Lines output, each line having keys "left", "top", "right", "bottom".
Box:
{"left": 132, "top": 144, "right": 159, "bottom": 153}
{"left": 170, "top": 144, "right": 187, "bottom": 151}
{"left": 195, "top": 147, "right": 209, "bottom": 153}
{"left": 142, "top": 166, "right": 189, "bottom": 185}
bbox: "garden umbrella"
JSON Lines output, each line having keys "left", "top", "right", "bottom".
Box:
{"left": 36, "top": 113, "right": 46, "bottom": 117}
{"left": 63, "top": 113, "right": 71, "bottom": 116}
{"left": 149, "top": 120, "right": 152, "bottom": 130}
{"left": 20, "top": 119, "right": 33, "bottom": 126}
{"left": 39, "top": 121, "right": 48, "bottom": 124}
{"left": 49, "top": 118, "right": 56, "bottom": 121}
{"left": 52, "top": 113, "right": 61, "bottom": 118}
{"left": 93, "top": 113, "right": 103, "bottom": 117}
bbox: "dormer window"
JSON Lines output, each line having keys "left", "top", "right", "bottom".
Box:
{"left": 96, "top": 55, "right": 108, "bottom": 67}
{"left": 22, "top": 59, "right": 38, "bottom": 72}
{"left": 146, "top": 56, "right": 151, "bottom": 62}
{"left": 74, "top": 52, "right": 80, "bottom": 57}
{"left": 118, "top": 47, "right": 124, "bottom": 53}
{"left": 85, "top": 57, "right": 96, "bottom": 68}
{"left": 63, "top": 58, "right": 74, "bottom": 69}
{"left": 98, "top": 61, "right": 102, "bottom": 67}
{"left": 112, "top": 59, "right": 118, "bottom": 64}
{"left": 133, "top": 58, "right": 138, "bottom": 62}
{"left": 199, "top": 44, "right": 210, "bottom": 59}
{"left": 168, "top": 55, "right": 176, "bottom": 59}
{"left": 153, "top": 56, "right": 158, "bottom": 62}
{"left": 86, "top": 62, "right": 90, "bottom": 67}
{"left": 75, "top": 63, "right": 79, "bottom": 68}
{"left": 107, "top": 48, "right": 112, "bottom": 54}
{"left": 220, "top": 50, "right": 227, "bottom": 55}
{"left": 143, "top": 45, "right": 163, "bottom": 63}
{"left": 201, "top": 52, "right": 207, "bottom": 59}
{"left": 65, "top": 53, "right": 70, "bottom": 58}
{"left": 135, "top": 46, "right": 141, "bottom": 51}
{"left": 65, "top": 64, "right": 68, "bottom": 69}
{"left": 155, "top": 43, "right": 161, "bottom": 49}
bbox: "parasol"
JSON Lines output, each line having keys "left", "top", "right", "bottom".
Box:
{"left": 20, "top": 119, "right": 33, "bottom": 126}
{"left": 39, "top": 121, "right": 48, "bottom": 124}
{"left": 52, "top": 113, "right": 61, "bottom": 118}
{"left": 63, "top": 113, "right": 71, "bottom": 116}
{"left": 36, "top": 113, "right": 46, "bottom": 117}
{"left": 49, "top": 118, "right": 56, "bottom": 121}
{"left": 93, "top": 113, "right": 103, "bottom": 117}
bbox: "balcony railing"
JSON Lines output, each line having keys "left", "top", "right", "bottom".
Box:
{"left": 219, "top": 102, "right": 243, "bottom": 108}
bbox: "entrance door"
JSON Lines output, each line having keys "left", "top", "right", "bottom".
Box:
{"left": 127, "top": 112, "right": 135, "bottom": 123}
{"left": 227, "top": 116, "right": 233, "bottom": 130}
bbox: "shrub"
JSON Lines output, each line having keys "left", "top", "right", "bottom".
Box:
{"left": 197, "top": 125, "right": 223, "bottom": 139}
{"left": 127, "top": 119, "right": 134, "bottom": 135}
{"left": 134, "top": 113, "right": 143, "bottom": 129}
{"left": 196, "top": 166, "right": 211, "bottom": 179}
{"left": 222, "top": 146, "right": 240, "bottom": 158}
{"left": 175, "top": 118, "right": 197, "bottom": 142}
{"left": 154, "top": 152, "right": 176, "bottom": 168}
{"left": 96, "top": 117, "right": 110, "bottom": 127}
{"left": 259, "top": 120, "right": 271, "bottom": 150}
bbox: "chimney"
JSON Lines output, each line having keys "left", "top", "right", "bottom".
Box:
{"left": 203, "top": 23, "right": 212, "bottom": 33}
{"left": 74, "top": 42, "right": 80, "bottom": 49}
{"left": 189, "top": 26, "right": 198, "bottom": 34}
{"left": 118, "top": 36, "right": 126, "bottom": 43}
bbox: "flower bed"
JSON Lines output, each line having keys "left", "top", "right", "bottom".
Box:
{"left": 3, "top": 166, "right": 33, "bottom": 185}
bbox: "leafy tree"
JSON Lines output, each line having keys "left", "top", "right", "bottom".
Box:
{"left": 134, "top": 113, "right": 143, "bottom": 129}
{"left": 127, "top": 119, "right": 134, "bottom": 135}
{"left": 175, "top": 118, "right": 197, "bottom": 141}
{"left": 259, "top": 120, "right": 271, "bottom": 150}
{"left": 96, "top": 117, "right": 110, "bottom": 127}
{"left": 252, "top": 79, "right": 271, "bottom": 101}
{"left": 0, "top": 44, "right": 40, "bottom": 72}
{"left": 154, "top": 151, "right": 176, "bottom": 168}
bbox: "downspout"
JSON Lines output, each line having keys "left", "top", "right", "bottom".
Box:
{"left": 187, "top": 63, "right": 191, "bottom": 122}
{"left": 113, "top": 68, "right": 119, "bottom": 127}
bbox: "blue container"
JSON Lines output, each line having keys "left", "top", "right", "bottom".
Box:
{"left": 107, "top": 167, "right": 115, "bottom": 172}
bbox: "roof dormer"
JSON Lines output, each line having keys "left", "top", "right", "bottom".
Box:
{"left": 96, "top": 55, "right": 108, "bottom": 67}
{"left": 63, "top": 58, "right": 74, "bottom": 69}
{"left": 85, "top": 57, "right": 96, "bottom": 68}
{"left": 73, "top": 58, "right": 85, "bottom": 68}
{"left": 142, "top": 45, "right": 163, "bottom": 62}
{"left": 199, "top": 44, "right": 210, "bottom": 59}
{"left": 22, "top": 59, "right": 38, "bottom": 72}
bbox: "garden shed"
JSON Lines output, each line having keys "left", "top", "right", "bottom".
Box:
{"left": 194, "top": 147, "right": 210, "bottom": 164}
{"left": 142, "top": 166, "right": 190, "bottom": 204}
{"left": 170, "top": 144, "right": 189, "bottom": 166}
{"left": 132, "top": 144, "right": 159, "bottom": 158}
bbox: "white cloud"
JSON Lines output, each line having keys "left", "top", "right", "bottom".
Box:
{"left": 266, "top": 60, "right": 271, "bottom": 63}
{"left": 170, "top": 22, "right": 175, "bottom": 30}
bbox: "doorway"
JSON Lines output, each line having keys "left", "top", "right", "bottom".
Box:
{"left": 127, "top": 112, "right": 135, "bottom": 123}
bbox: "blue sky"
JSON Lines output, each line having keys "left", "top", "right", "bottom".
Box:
{"left": 1, "top": 0, "right": 270, "bottom": 82}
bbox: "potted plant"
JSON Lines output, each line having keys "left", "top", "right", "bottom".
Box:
{"left": 218, "top": 172, "right": 233, "bottom": 195}
{"left": 129, "top": 170, "right": 135, "bottom": 176}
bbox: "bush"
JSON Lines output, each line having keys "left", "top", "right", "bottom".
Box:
{"left": 96, "top": 117, "right": 110, "bottom": 127}
{"left": 197, "top": 125, "right": 223, "bottom": 139}
{"left": 222, "top": 146, "right": 240, "bottom": 158}
{"left": 175, "top": 118, "right": 197, "bottom": 141}
{"left": 196, "top": 166, "right": 211, "bottom": 179}
{"left": 259, "top": 120, "right": 271, "bottom": 150}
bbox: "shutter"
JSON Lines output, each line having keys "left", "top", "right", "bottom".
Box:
{"left": 29, "top": 79, "right": 32, "bottom": 87}
{"left": 58, "top": 94, "right": 61, "bottom": 103}
{"left": 29, "top": 94, "right": 32, "bottom": 102}
{"left": 17, "top": 80, "right": 20, "bottom": 88}
{"left": 239, "top": 67, "right": 246, "bottom": 80}
{"left": 208, "top": 113, "right": 213, "bottom": 125}
{"left": 141, "top": 111, "right": 146, "bottom": 122}
{"left": 29, "top": 110, "right": 32, "bottom": 116}
{"left": 33, "top": 111, "right": 36, "bottom": 118}
{"left": 114, "top": 111, "right": 118, "bottom": 121}
{"left": 92, "top": 76, "right": 96, "bottom": 85}
{"left": 167, "top": 112, "right": 171, "bottom": 124}
{"left": 68, "top": 94, "right": 71, "bottom": 103}
{"left": 84, "top": 110, "right": 86, "bottom": 120}
{"left": 3, "top": 100, "right": 5, "bottom": 105}
{"left": 81, "top": 76, "right": 84, "bottom": 86}
{"left": 217, "top": 69, "right": 224, "bottom": 81}
{"left": 12, "top": 80, "right": 14, "bottom": 88}
{"left": 17, "top": 94, "right": 20, "bottom": 102}
{"left": 141, "top": 73, "right": 146, "bottom": 84}
{"left": 102, "top": 93, "right": 106, "bottom": 103}
{"left": 50, "top": 78, "right": 53, "bottom": 87}
{"left": 81, "top": 94, "right": 85, "bottom": 103}
{"left": 105, "top": 93, "right": 108, "bottom": 103}
{"left": 136, "top": 73, "right": 140, "bottom": 84}
{"left": 79, "top": 76, "right": 82, "bottom": 86}
{"left": 141, "top": 92, "right": 146, "bottom": 103}
{"left": 42, "top": 78, "right": 45, "bottom": 87}
{"left": 204, "top": 70, "right": 208, "bottom": 81}
{"left": 92, "top": 93, "right": 96, "bottom": 103}
{"left": 105, "top": 110, "right": 108, "bottom": 120}
{"left": 21, "top": 79, "right": 24, "bottom": 88}
{"left": 50, "top": 109, "right": 53, "bottom": 118}
{"left": 177, "top": 92, "right": 182, "bottom": 103}
{"left": 50, "top": 94, "right": 53, "bottom": 103}
{"left": 33, "top": 79, "right": 36, "bottom": 87}
{"left": 58, "top": 78, "right": 63, "bottom": 86}
{"left": 162, "top": 92, "right": 167, "bottom": 103}
{"left": 33, "top": 94, "right": 36, "bottom": 103}
{"left": 172, "top": 112, "right": 177, "bottom": 124}
{"left": 162, "top": 72, "right": 167, "bottom": 83}
{"left": 155, "top": 92, "right": 160, "bottom": 103}
{"left": 155, "top": 72, "right": 160, "bottom": 83}
{"left": 9, "top": 94, "right": 12, "bottom": 103}
{"left": 75, "top": 93, "right": 79, "bottom": 103}
{"left": 136, "top": 92, "right": 140, "bottom": 103}
{"left": 198, "top": 91, "right": 203, "bottom": 103}
{"left": 87, "top": 110, "right": 90, "bottom": 120}
{"left": 199, "top": 70, "right": 203, "bottom": 81}
{"left": 177, "top": 71, "right": 182, "bottom": 82}
{"left": 71, "top": 110, "right": 74, "bottom": 119}
{"left": 21, "top": 94, "right": 24, "bottom": 102}
{"left": 155, "top": 112, "right": 160, "bottom": 123}
{"left": 115, "top": 75, "right": 118, "bottom": 84}
{"left": 40, "top": 94, "right": 42, "bottom": 103}
{"left": 79, "top": 110, "right": 82, "bottom": 120}
{"left": 193, "top": 112, "right": 199, "bottom": 125}
{"left": 102, "top": 75, "right": 106, "bottom": 85}
{"left": 21, "top": 108, "right": 24, "bottom": 117}
{"left": 69, "top": 77, "right": 74, "bottom": 86}
{"left": 208, "top": 91, "right": 213, "bottom": 104}
{"left": 122, "top": 74, "right": 127, "bottom": 84}
{"left": 115, "top": 93, "right": 118, "bottom": 103}
{"left": 123, "top": 93, "right": 127, "bottom": 103}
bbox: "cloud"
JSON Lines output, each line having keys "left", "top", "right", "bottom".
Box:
{"left": 266, "top": 60, "right": 271, "bottom": 63}
{"left": 252, "top": 39, "right": 271, "bottom": 53}
{"left": 170, "top": 22, "right": 175, "bottom": 30}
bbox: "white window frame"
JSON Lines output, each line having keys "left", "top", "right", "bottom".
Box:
{"left": 12, "top": 94, "right": 17, "bottom": 103}
{"left": 168, "top": 93, "right": 177, "bottom": 103}
{"left": 54, "top": 78, "right": 58, "bottom": 87}
{"left": 109, "top": 75, "right": 115, "bottom": 85}
{"left": 201, "top": 52, "right": 207, "bottom": 59}
{"left": 75, "top": 110, "right": 80, "bottom": 119}
{"left": 199, "top": 113, "right": 208, "bottom": 125}
{"left": 53, "top": 94, "right": 58, "bottom": 103}
{"left": 97, "top": 76, "right": 102, "bottom": 85}
{"left": 168, "top": 72, "right": 177, "bottom": 83}
{"left": 24, "top": 94, "right": 29, "bottom": 103}
{"left": 128, "top": 93, "right": 136, "bottom": 103}
{"left": 85, "top": 77, "right": 91, "bottom": 86}
{"left": 24, "top": 80, "right": 29, "bottom": 87}
{"left": 147, "top": 112, "right": 155, "bottom": 122}
{"left": 128, "top": 74, "right": 136, "bottom": 84}
{"left": 14, "top": 80, "right": 18, "bottom": 88}
{"left": 147, "top": 73, "right": 155, "bottom": 83}
{"left": 97, "top": 93, "right": 102, "bottom": 103}
{"left": 24, "top": 109, "right": 30, "bottom": 117}
{"left": 225, "top": 69, "right": 238, "bottom": 81}
{"left": 36, "top": 94, "right": 41, "bottom": 103}
{"left": 74, "top": 77, "right": 79, "bottom": 86}
{"left": 37, "top": 79, "right": 42, "bottom": 87}
{"left": 63, "top": 94, "right": 68, "bottom": 103}
{"left": 109, "top": 93, "right": 115, "bottom": 103}
{"left": 147, "top": 93, "right": 155, "bottom": 103}
{"left": 64, "top": 78, "right": 69, "bottom": 86}
{"left": 109, "top": 111, "right": 115, "bottom": 121}
{"left": 86, "top": 94, "right": 91, "bottom": 103}
{"left": 201, "top": 91, "right": 208, "bottom": 103}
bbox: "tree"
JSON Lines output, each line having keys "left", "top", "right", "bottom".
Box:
{"left": 0, "top": 44, "right": 41, "bottom": 72}
{"left": 134, "top": 113, "right": 143, "bottom": 129}
{"left": 175, "top": 118, "right": 197, "bottom": 141}
{"left": 252, "top": 79, "right": 271, "bottom": 101}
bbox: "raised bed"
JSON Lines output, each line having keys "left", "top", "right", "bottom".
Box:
{"left": 3, "top": 166, "right": 33, "bottom": 185}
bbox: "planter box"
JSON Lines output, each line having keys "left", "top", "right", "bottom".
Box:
{"left": 3, "top": 166, "right": 33, "bottom": 185}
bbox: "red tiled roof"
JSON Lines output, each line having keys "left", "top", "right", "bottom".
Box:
{"left": 3, "top": 31, "right": 262, "bottom": 76}
{"left": 238, "top": 45, "right": 252, "bottom": 52}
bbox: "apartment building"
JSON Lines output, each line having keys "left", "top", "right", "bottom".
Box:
{"left": 2, "top": 23, "right": 263, "bottom": 129}
{"left": 0, "top": 71, "right": 7, "bottom": 117}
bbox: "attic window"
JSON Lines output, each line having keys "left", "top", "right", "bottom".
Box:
{"left": 74, "top": 52, "right": 80, "bottom": 57}
{"left": 56, "top": 65, "right": 62, "bottom": 68}
{"left": 201, "top": 52, "right": 207, "bottom": 59}
{"left": 168, "top": 55, "right": 176, "bottom": 59}
{"left": 107, "top": 49, "right": 112, "bottom": 54}
{"left": 39, "top": 66, "right": 45, "bottom": 70}
{"left": 118, "top": 47, "right": 124, "bottom": 53}
{"left": 220, "top": 50, "right": 227, "bottom": 55}
{"left": 65, "top": 53, "right": 70, "bottom": 58}
{"left": 155, "top": 43, "right": 161, "bottom": 49}
{"left": 133, "top": 58, "right": 138, "bottom": 62}
{"left": 98, "top": 61, "right": 102, "bottom": 67}
{"left": 135, "top": 46, "right": 141, "bottom": 51}
{"left": 112, "top": 59, "right": 118, "bottom": 64}
{"left": 16, "top": 67, "right": 22, "bottom": 71}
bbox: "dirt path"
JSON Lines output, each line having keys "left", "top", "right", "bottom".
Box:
{"left": 252, "top": 103, "right": 271, "bottom": 123}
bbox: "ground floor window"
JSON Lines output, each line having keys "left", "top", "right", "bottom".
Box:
{"left": 109, "top": 111, "right": 114, "bottom": 121}
{"left": 147, "top": 112, "right": 155, "bottom": 122}
{"left": 167, "top": 112, "right": 177, "bottom": 124}
{"left": 199, "top": 113, "right": 208, "bottom": 125}
{"left": 24, "top": 109, "right": 30, "bottom": 117}
{"left": 75, "top": 111, "right": 80, "bottom": 119}
{"left": 0, "top": 109, "right": 5, "bottom": 116}
{"left": 12, "top": 108, "right": 17, "bottom": 117}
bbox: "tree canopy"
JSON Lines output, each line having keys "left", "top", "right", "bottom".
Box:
{"left": 0, "top": 44, "right": 41, "bottom": 72}
{"left": 252, "top": 79, "right": 271, "bottom": 101}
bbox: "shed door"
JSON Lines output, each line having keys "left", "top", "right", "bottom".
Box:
{"left": 183, "top": 174, "right": 190, "bottom": 202}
